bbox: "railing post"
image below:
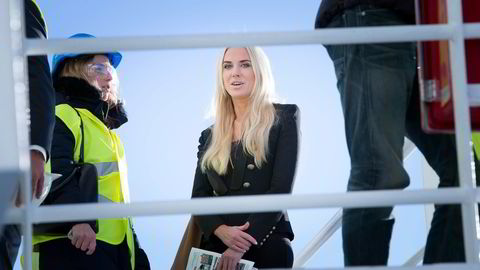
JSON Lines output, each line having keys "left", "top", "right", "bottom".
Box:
{"left": 0, "top": 0, "right": 21, "bottom": 171}
{"left": 447, "top": 0, "right": 480, "bottom": 264}
{"left": 2, "top": 0, "right": 34, "bottom": 269}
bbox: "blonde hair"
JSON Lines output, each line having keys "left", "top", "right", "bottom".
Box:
{"left": 59, "top": 55, "right": 92, "bottom": 83}
{"left": 201, "top": 47, "right": 277, "bottom": 175}
{"left": 59, "top": 55, "right": 119, "bottom": 107}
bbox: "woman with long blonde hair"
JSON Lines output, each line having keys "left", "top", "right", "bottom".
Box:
{"left": 191, "top": 47, "right": 300, "bottom": 269}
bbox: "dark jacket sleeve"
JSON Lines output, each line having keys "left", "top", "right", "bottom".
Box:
{"left": 25, "top": 0, "right": 55, "bottom": 160}
{"left": 48, "top": 116, "right": 96, "bottom": 231}
{"left": 191, "top": 129, "right": 225, "bottom": 239}
{"left": 246, "top": 105, "right": 300, "bottom": 245}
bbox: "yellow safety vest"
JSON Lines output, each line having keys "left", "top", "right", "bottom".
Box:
{"left": 28, "top": 104, "right": 135, "bottom": 269}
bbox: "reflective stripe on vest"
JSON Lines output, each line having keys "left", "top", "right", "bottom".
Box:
{"left": 95, "top": 162, "right": 119, "bottom": 177}
{"left": 98, "top": 194, "right": 113, "bottom": 203}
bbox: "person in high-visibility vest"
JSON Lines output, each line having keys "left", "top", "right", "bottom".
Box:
{"left": 30, "top": 33, "right": 150, "bottom": 270}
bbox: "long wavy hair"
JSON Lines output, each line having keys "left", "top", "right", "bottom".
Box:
{"left": 201, "top": 47, "right": 277, "bottom": 175}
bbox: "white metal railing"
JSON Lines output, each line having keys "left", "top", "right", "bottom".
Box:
{"left": 23, "top": 23, "right": 480, "bottom": 55}
{"left": 0, "top": 0, "right": 19, "bottom": 172}
{"left": 2, "top": 0, "right": 34, "bottom": 268}
{"left": 1, "top": 0, "right": 28, "bottom": 171}
{"left": 402, "top": 139, "right": 417, "bottom": 161}
{"left": 5, "top": 188, "right": 480, "bottom": 224}
{"left": 446, "top": 0, "right": 480, "bottom": 263}
{"left": 295, "top": 264, "right": 479, "bottom": 270}
{"left": 403, "top": 247, "right": 426, "bottom": 267}
{"left": 1, "top": 0, "right": 479, "bottom": 269}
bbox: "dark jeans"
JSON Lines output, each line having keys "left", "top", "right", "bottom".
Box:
{"left": 203, "top": 233, "right": 293, "bottom": 269}
{"left": 39, "top": 237, "right": 131, "bottom": 270}
{"left": 0, "top": 225, "right": 21, "bottom": 270}
{"left": 323, "top": 5, "right": 478, "bottom": 266}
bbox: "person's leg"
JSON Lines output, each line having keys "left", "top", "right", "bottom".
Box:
{"left": 0, "top": 225, "right": 21, "bottom": 270}
{"left": 324, "top": 5, "right": 416, "bottom": 266}
{"left": 39, "top": 238, "right": 121, "bottom": 270}
{"left": 243, "top": 234, "right": 293, "bottom": 269}
{"left": 116, "top": 237, "right": 133, "bottom": 270}
{"left": 406, "top": 84, "right": 480, "bottom": 263}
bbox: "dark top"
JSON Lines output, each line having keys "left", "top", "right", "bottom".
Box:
{"left": 192, "top": 103, "right": 300, "bottom": 247}
{"left": 315, "top": 0, "right": 415, "bottom": 29}
{"left": 25, "top": 0, "right": 55, "bottom": 159}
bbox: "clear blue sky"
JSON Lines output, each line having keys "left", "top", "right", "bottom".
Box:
{"left": 20, "top": 1, "right": 430, "bottom": 269}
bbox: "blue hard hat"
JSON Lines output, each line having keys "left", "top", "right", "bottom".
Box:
{"left": 51, "top": 33, "right": 122, "bottom": 77}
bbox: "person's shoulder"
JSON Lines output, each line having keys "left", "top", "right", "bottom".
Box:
{"left": 200, "top": 125, "right": 213, "bottom": 136}
{"left": 274, "top": 103, "right": 300, "bottom": 118}
{"left": 273, "top": 103, "right": 300, "bottom": 128}
{"left": 199, "top": 125, "right": 213, "bottom": 144}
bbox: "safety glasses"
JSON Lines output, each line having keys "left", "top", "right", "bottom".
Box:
{"left": 87, "top": 63, "right": 116, "bottom": 79}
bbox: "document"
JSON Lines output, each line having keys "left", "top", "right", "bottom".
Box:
{"left": 32, "top": 172, "right": 62, "bottom": 206}
{"left": 186, "top": 247, "right": 257, "bottom": 270}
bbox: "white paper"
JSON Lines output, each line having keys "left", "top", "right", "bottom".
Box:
{"left": 32, "top": 172, "right": 62, "bottom": 206}
{"left": 186, "top": 247, "right": 257, "bottom": 270}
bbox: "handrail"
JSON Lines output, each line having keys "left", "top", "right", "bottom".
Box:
{"left": 446, "top": 0, "right": 479, "bottom": 263}
{"left": 292, "top": 264, "right": 476, "bottom": 270}
{"left": 23, "top": 24, "right": 480, "bottom": 55}
{"left": 403, "top": 247, "right": 425, "bottom": 267}
{"left": 4, "top": 187, "right": 478, "bottom": 225}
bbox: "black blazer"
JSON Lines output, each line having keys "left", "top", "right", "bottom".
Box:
{"left": 25, "top": 0, "right": 55, "bottom": 159}
{"left": 192, "top": 103, "right": 300, "bottom": 247}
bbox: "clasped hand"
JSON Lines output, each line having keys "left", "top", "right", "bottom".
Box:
{"left": 214, "top": 222, "right": 257, "bottom": 253}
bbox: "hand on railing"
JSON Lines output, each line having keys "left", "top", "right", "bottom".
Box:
{"left": 214, "top": 222, "right": 257, "bottom": 253}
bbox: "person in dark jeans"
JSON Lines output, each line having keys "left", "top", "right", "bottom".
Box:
{"left": 315, "top": 0, "right": 479, "bottom": 266}
{"left": 0, "top": 1, "right": 55, "bottom": 269}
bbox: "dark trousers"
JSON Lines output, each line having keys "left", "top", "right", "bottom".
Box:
{"left": 203, "top": 233, "right": 293, "bottom": 269}
{"left": 423, "top": 153, "right": 480, "bottom": 264}
{"left": 0, "top": 225, "right": 21, "bottom": 270}
{"left": 39, "top": 237, "right": 131, "bottom": 270}
{"left": 324, "top": 4, "right": 479, "bottom": 266}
